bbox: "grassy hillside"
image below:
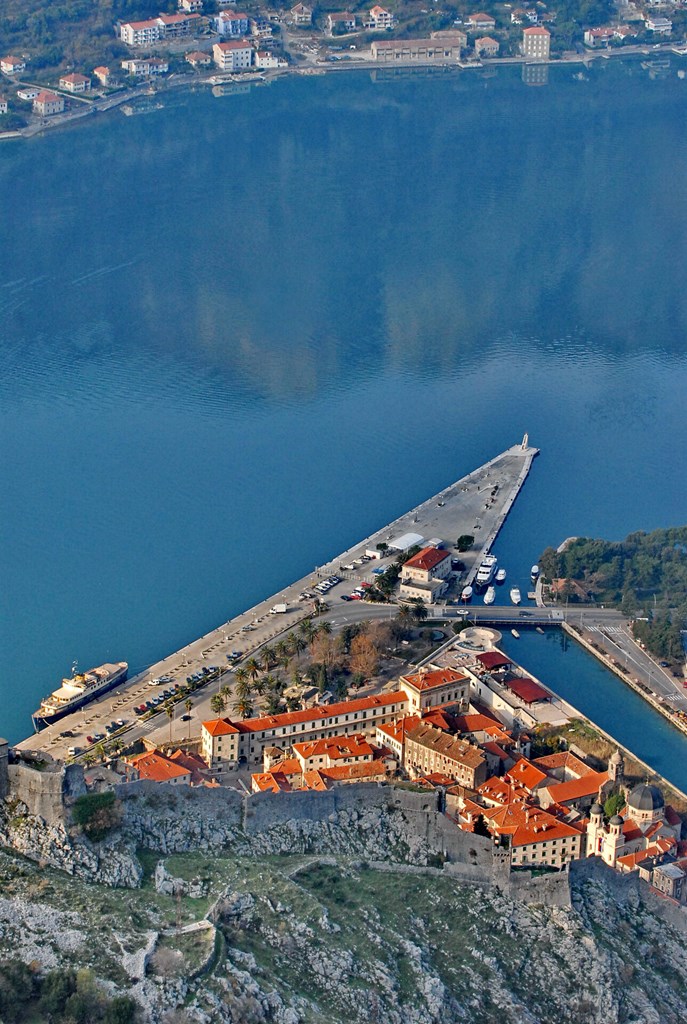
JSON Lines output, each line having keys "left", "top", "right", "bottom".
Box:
{"left": 2, "top": 846, "right": 687, "bottom": 1023}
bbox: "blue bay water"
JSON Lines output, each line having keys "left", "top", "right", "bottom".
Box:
{"left": 500, "top": 630, "right": 687, "bottom": 793}
{"left": 1, "top": 63, "right": 687, "bottom": 751}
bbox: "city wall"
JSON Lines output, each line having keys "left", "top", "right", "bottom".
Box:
{"left": 0, "top": 751, "right": 569, "bottom": 904}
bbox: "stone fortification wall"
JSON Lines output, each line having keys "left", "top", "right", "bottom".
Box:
{"left": 6, "top": 761, "right": 86, "bottom": 823}
{"left": 1, "top": 763, "right": 565, "bottom": 903}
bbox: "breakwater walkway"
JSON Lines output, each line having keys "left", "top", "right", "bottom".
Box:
{"left": 18, "top": 438, "right": 538, "bottom": 760}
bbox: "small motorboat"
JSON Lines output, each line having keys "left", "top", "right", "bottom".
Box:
{"left": 536, "top": 626, "right": 545, "bottom": 634}
{"left": 461, "top": 585, "right": 473, "bottom": 602}
{"left": 484, "top": 586, "right": 496, "bottom": 605}
{"left": 511, "top": 629, "right": 520, "bottom": 638}
{"left": 495, "top": 568, "right": 506, "bottom": 584}
{"left": 530, "top": 564, "right": 540, "bottom": 579}
{"left": 510, "top": 587, "right": 521, "bottom": 605}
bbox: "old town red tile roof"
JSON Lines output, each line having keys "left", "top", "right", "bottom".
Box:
{"left": 507, "top": 757, "right": 549, "bottom": 791}
{"left": 252, "top": 771, "right": 293, "bottom": 793}
{"left": 292, "top": 734, "right": 372, "bottom": 761}
{"left": 401, "top": 667, "right": 468, "bottom": 693}
{"left": 403, "top": 546, "right": 450, "bottom": 572}
{"left": 486, "top": 803, "right": 583, "bottom": 847}
{"left": 203, "top": 690, "right": 406, "bottom": 736}
{"left": 617, "top": 838, "right": 676, "bottom": 871}
{"left": 523, "top": 25, "right": 550, "bottom": 34}
{"left": 376, "top": 715, "right": 420, "bottom": 744}
{"left": 129, "top": 751, "right": 191, "bottom": 783}
{"left": 532, "top": 751, "right": 594, "bottom": 777}
{"left": 543, "top": 770, "right": 608, "bottom": 805}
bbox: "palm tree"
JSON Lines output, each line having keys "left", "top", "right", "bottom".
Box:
{"left": 165, "top": 702, "right": 174, "bottom": 745}
{"left": 185, "top": 698, "right": 193, "bottom": 739}
{"left": 234, "top": 666, "right": 249, "bottom": 689}
{"left": 210, "top": 693, "right": 226, "bottom": 717}
{"left": 397, "top": 603, "right": 413, "bottom": 624}
{"left": 234, "top": 676, "right": 253, "bottom": 702}
{"left": 275, "top": 639, "right": 291, "bottom": 669}
{"left": 254, "top": 675, "right": 267, "bottom": 697}
{"left": 244, "top": 657, "right": 261, "bottom": 683}
{"left": 300, "top": 618, "right": 317, "bottom": 644}
{"left": 220, "top": 684, "right": 231, "bottom": 701}
{"left": 288, "top": 633, "right": 307, "bottom": 660}
{"left": 232, "top": 696, "right": 253, "bottom": 719}
{"left": 259, "top": 645, "right": 275, "bottom": 672}
{"left": 317, "top": 620, "right": 333, "bottom": 636}
{"left": 410, "top": 598, "right": 428, "bottom": 622}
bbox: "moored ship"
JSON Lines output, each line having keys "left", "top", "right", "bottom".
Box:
{"left": 32, "top": 661, "right": 128, "bottom": 731}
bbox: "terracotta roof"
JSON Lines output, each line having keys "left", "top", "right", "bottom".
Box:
{"left": 523, "top": 25, "right": 550, "bottom": 34}
{"left": 228, "top": 690, "right": 407, "bottom": 734}
{"left": 320, "top": 759, "right": 387, "bottom": 782}
{"left": 543, "top": 770, "right": 608, "bottom": 805}
{"left": 128, "top": 751, "right": 191, "bottom": 783}
{"left": 487, "top": 802, "right": 583, "bottom": 847}
{"left": 1, "top": 56, "right": 24, "bottom": 65}
{"left": 421, "top": 707, "right": 460, "bottom": 732}
{"left": 168, "top": 749, "right": 209, "bottom": 784}
{"left": 416, "top": 772, "right": 456, "bottom": 788}
{"left": 302, "top": 769, "right": 329, "bottom": 791}
{"left": 478, "top": 776, "right": 529, "bottom": 806}
{"left": 125, "top": 18, "right": 159, "bottom": 29}
{"left": 60, "top": 73, "right": 89, "bottom": 83}
{"left": 617, "top": 838, "right": 675, "bottom": 871}
{"left": 376, "top": 715, "right": 420, "bottom": 744}
{"left": 482, "top": 740, "right": 510, "bottom": 760}
{"left": 468, "top": 12, "right": 495, "bottom": 20}
{"left": 293, "top": 734, "right": 373, "bottom": 762}
{"left": 401, "top": 667, "right": 468, "bottom": 693}
{"left": 34, "top": 90, "right": 61, "bottom": 102}
{"left": 267, "top": 756, "right": 302, "bottom": 775}
{"left": 403, "top": 546, "right": 450, "bottom": 572}
{"left": 507, "top": 757, "right": 549, "bottom": 791}
{"left": 252, "top": 771, "right": 292, "bottom": 793}
{"left": 216, "top": 40, "right": 252, "bottom": 50}
{"left": 202, "top": 717, "right": 240, "bottom": 736}
{"left": 532, "top": 751, "right": 593, "bottom": 777}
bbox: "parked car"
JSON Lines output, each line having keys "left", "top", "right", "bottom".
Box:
{"left": 341, "top": 594, "right": 352, "bottom": 601}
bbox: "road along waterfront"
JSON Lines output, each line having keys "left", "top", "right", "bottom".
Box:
{"left": 16, "top": 440, "right": 538, "bottom": 761}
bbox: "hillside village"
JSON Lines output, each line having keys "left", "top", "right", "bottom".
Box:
{"left": 1, "top": 0, "right": 686, "bottom": 130}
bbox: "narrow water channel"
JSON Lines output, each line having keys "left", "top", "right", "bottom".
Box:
{"left": 498, "top": 629, "right": 687, "bottom": 794}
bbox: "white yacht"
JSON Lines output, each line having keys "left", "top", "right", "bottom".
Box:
{"left": 495, "top": 568, "right": 506, "bottom": 583}
{"left": 475, "top": 554, "right": 498, "bottom": 587}
{"left": 461, "top": 585, "right": 473, "bottom": 602}
{"left": 484, "top": 586, "right": 496, "bottom": 605}
{"left": 510, "top": 587, "right": 522, "bottom": 605}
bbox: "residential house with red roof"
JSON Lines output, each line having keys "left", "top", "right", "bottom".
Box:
{"left": 521, "top": 26, "right": 550, "bottom": 60}
{"left": 1, "top": 56, "right": 26, "bottom": 75}
{"left": 213, "top": 40, "right": 253, "bottom": 71}
{"left": 33, "top": 91, "right": 65, "bottom": 116}
{"left": 400, "top": 546, "right": 452, "bottom": 603}
{"left": 59, "top": 73, "right": 91, "bottom": 93}
{"left": 466, "top": 13, "right": 496, "bottom": 31}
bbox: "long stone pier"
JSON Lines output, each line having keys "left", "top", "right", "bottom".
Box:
{"left": 18, "top": 438, "right": 538, "bottom": 760}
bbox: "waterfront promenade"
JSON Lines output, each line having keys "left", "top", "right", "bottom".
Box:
{"left": 17, "top": 439, "right": 538, "bottom": 759}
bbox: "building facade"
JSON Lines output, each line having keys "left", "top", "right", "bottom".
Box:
{"left": 404, "top": 722, "right": 487, "bottom": 788}
{"left": 522, "top": 26, "right": 550, "bottom": 60}
{"left": 59, "top": 73, "right": 91, "bottom": 93}
{"left": 33, "top": 91, "right": 65, "bottom": 116}
{"left": 213, "top": 41, "right": 253, "bottom": 71}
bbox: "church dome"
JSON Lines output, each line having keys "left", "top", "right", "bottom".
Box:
{"left": 590, "top": 802, "right": 603, "bottom": 815}
{"left": 609, "top": 749, "right": 623, "bottom": 764}
{"left": 627, "top": 783, "right": 664, "bottom": 813}
{"left": 609, "top": 814, "right": 623, "bottom": 826}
